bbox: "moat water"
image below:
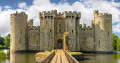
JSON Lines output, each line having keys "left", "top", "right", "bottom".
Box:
{"left": 0, "top": 49, "right": 120, "bottom": 63}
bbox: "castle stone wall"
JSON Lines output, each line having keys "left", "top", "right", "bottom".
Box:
{"left": 94, "top": 10, "right": 113, "bottom": 52}
{"left": 39, "top": 10, "right": 55, "bottom": 51}
{"left": 10, "top": 11, "right": 27, "bottom": 52}
{"left": 63, "top": 11, "right": 81, "bottom": 51}
{"left": 10, "top": 10, "right": 113, "bottom": 53}
{"left": 27, "top": 26, "right": 40, "bottom": 50}
{"left": 79, "top": 25, "right": 94, "bottom": 51}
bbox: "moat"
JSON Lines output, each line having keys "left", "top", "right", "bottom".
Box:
{"left": 0, "top": 49, "right": 120, "bottom": 63}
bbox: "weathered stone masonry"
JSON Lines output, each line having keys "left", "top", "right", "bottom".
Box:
{"left": 10, "top": 10, "right": 113, "bottom": 53}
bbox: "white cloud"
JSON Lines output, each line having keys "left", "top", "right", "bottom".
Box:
{"left": 113, "top": 23, "right": 120, "bottom": 33}
{"left": 4, "top": 6, "right": 11, "bottom": 9}
{"left": 0, "top": 10, "right": 15, "bottom": 36}
{"left": 18, "top": 2, "right": 27, "bottom": 9}
{"left": 0, "top": 6, "right": 2, "bottom": 12}
{"left": 0, "top": 0, "right": 120, "bottom": 36}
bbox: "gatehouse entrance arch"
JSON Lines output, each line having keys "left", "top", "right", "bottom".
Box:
{"left": 57, "top": 39, "right": 63, "bottom": 49}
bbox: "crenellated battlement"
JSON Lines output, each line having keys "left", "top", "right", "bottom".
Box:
{"left": 28, "top": 19, "right": 33, "bottom": 26}
{"left": 81, "top": 26, "right": 92, "bottom": 30}
{"left": 79, "top": 23, "right": 92, "bottom": 30}
{"left": 39, "top": 10, "right": 81, "bottom": 19}
{"left": 57, "top": 12, "right": 63, "bottom": 17}
{"left": 39, "top": 10, "right": 57, "bottom": 18}
{"left": 86, "top": 26, "right": 91, "bottom": 29}
{"left": 28, "top": 26, "right": 40, "bottom": 30}
{"left": 97, "top": 13, "right": 112, "bottom": 17}
{"left": 64, "top": 11, "right": 81, "bottom": 18}
{"left": 94, "top": 10, "right": 112, "bottom": 17}
{"left": 10, "top": 11, "right": 27, "bottom": 18}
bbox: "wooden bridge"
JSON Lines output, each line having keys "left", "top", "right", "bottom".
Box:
{"left": 36, "top": 49, "right": 79, "bottom": 63}
{"left": 50, "top": 49, "right": 69, "bottom": 63}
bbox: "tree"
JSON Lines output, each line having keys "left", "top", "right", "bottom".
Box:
{"left": 0, "top": 36, "right": 4, "bottom": 46}
{"left": 4, "top": 34, "right": 10, "bottom": 48}
{"left": 117, "top": 38, "right": 120, "bottom": 51}
{"left": 112, "top": 33, "right": 118, "bottom": 51}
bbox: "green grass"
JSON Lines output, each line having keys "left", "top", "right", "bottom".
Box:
{"left": 0, "top": 50, "right": 4, "bottom": 53}
{"left": 68, "top": 52, "right": 81, "bottom": 54}
{"left": 43, "top": 52, "right": 52, "bottom": 54}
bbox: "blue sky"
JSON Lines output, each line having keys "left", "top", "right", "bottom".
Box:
{"left": 0, "top": 0, "right": 79, "bottom": 9}
{"left": 0, "top": 0, "right": 119, "bottom": 9}
{"left": 0, "top": 0, "right": 33, "bottom": 9}
{"left": 0, "top": 0, "right": 120, "bottom": 37}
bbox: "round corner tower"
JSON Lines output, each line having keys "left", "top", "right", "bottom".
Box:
{"left": 10, "top": 11, "right": 28, "bottom": 53}
{"left": 93, "top": 10, "right": 113, "bottom": 52}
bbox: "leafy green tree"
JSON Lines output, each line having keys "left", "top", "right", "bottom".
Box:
{"left": 0, "top": 36, "right": 4, "bottom": 46}
{"left": 4, "top": 34, "right": 10, "bottom": 48}
{"left": 112, "top": 33, "right": 118, "bottom": 51}
{"left": 117, "top": 38, "right": 120, "bottom": 51}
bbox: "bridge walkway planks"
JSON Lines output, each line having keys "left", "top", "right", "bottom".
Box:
{"left": 50, "top": 49, "right": 69, "bottom": 63}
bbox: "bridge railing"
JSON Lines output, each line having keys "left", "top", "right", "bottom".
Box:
{"left": 65, "top": 51, "right": 79, "bottom": 63}
{"left": 36, "top": 51, "right": 55, "bottom": 63}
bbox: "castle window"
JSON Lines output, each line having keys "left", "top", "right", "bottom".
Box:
{"left": 66, "top": 16, "right": 68, "bottom": 18}
{"left": 40, "top": 17, "right": 43, "bottom": 19}
{"left": 59, "top": 29, "right": 61, "bottom": 33}
{"left": 72, "top": 30, "right": 73, "bottom": 33}
{"left": 99, "top": 41, "right": 100, "bottom": 46}
{"left": 45, "top": 16, "right": 47, "bottom": 18}
{"left": 108, "top": 31, "right": 109, "bottom": 36}
{"left": 50, "top": 29, "right": 52, "bottom": 32}
{"left": 69, "top": 16, "right": 71, "bottom": 18}
{"left": 94, "top": 45, "right": 95, "bottom": 49}
{"left": 20, "top": 38, "right": 21, "bottom": 43}
{"left": 46, "top": 20, "right": 47, "bottom": 24}
{"left": 48, "top": 16, "right": 50, "bottom": 19}
{"left": 34, "top": 35, "right": 35, "bottom": 42}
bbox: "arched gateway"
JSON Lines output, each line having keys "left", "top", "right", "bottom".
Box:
{"left": 57, "top": 39, "right": 63, "bottom": 49}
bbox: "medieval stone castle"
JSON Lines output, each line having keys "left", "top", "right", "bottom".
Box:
{"left": 10, "top": 10, "right": 113, "bottom": 53}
